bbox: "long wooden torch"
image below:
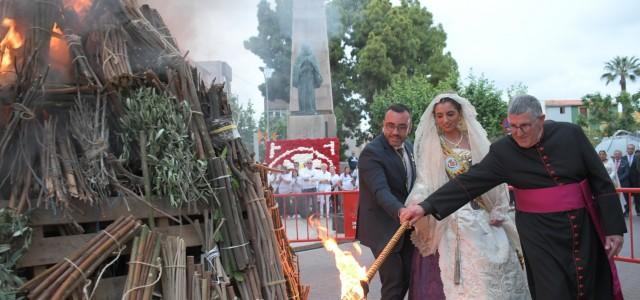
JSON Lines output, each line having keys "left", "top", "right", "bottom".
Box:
{"left": 342, "top": 222, "right": 411, "bottom": 300}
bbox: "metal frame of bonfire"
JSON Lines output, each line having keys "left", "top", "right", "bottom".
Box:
{"left": 0, "top": 0, "right": 307, "bottom": 299}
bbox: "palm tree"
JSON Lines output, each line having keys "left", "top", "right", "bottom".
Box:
{"left": 601, "top": 56, "right": 640, "bottom": 93}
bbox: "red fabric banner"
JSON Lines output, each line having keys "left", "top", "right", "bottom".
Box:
{"left": 265, "top": 138, "right": 340, "bottom": 171}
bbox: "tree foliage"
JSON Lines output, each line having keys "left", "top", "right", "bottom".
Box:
{"left": 370, "top": 75, "right": 455, "bottom": 139}
{"left": 229, "top": 96, "right": 258, "bottom": 153}
{"left": 370, "top": 74, "right": 512, "bottom": 141}
{"left": 245, "top": 0, "right": 458, "bottom": 144}
{"left": 459, "top": 75, "right": 509, "bottom": 139}
{"left": 601, "top": 56, "right": 640, "bottom": 93}
{"left": 578, "top": 92, "right": 639, "bottom": 142}
{"left": 243, "top": 0, "right": 292, "bottom": 102}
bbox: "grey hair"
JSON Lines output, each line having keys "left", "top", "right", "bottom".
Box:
{"left": 508, "top": 95, "right": 543, "bottom": 118}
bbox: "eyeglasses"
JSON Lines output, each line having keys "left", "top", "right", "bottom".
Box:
{"left": 384, "top": 123, "right": 409, "bottom": 132}
{"left": 509, "top": 123, "right": 533, "bottom": 134}
{"left": 509, "top": 116, "right": 542, "bottom": 134}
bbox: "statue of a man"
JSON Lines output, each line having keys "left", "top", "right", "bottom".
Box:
{"left": 292, "top": 45, "right": 323, "bottom": 114}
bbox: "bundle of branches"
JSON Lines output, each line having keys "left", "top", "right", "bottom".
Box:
{"left": 207, "top": 156, "right": 261, "bottom": 299}
{"left": 69, "top": 95, "right": 112, "bottom": 203}
{"left": 197, "top": 210, "right": 232, "bottom": 299}
{"left": 259, "top": 167, "right": 309, "bottom": 300}
{"left": 21, "top": 215, "right": 141, "bottom": 299}
{"left": 0, "top": 208, "right": 32, "bottom": 300}
{"left": 223, "top": 137, "right": 288, "bottom": 299}
{"left": 119, "top": 87, "right": 212, "bottom": 208}
{"left": 122, "top": 226, "right": 161, "bottom": 300}
{"left": 161, "top": 236, "right": 186, "bottom": 300}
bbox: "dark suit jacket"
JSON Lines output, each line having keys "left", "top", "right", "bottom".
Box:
{"left": 617, "top": 158, "right": 630, "bottom": 187}
{"left": 356, "top": 135, "right": 416, "bottom": 253}
{"left": 622, "top": 154, "right": 638, "bottom": 186}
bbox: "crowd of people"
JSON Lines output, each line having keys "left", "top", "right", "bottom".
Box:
{"left": 357, "top": 94, "right": 626, "bottom": 300}
{"left": 599, "top": 145, "right": 640, "bottom": 217}
{"left": 267, "top": 157, "right": 359, "bottom": 218}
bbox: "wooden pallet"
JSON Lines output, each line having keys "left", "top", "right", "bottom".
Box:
{"left": 1, "top": 197, "right": 208, "bottom": 299}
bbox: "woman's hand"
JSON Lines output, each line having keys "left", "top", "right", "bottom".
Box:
{"left": 489, "top": 218, "right": 504, "bottom": 226}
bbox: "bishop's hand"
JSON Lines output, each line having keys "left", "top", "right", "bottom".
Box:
{"left": 399, "top": 204, "right": 425, "bottom": 224}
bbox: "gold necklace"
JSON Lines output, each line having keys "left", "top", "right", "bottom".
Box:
{"left": 441, "top": 132, "right": 464, "bottom": 148}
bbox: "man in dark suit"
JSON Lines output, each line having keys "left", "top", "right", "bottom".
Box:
{"left": 356, "top": 104, "right": 417, "bottom": 300}
{"left": 622, "top": 144, "right": 639, "bottom": 216}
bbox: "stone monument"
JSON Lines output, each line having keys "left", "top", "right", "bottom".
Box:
{"left": 287, "top": 0, "right": 337, "bottom": 139}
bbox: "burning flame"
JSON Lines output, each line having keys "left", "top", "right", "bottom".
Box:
{"left": 64, "top": 0, "right": 92, "bottom": 18}
{"left": 311, "top": 217, "right": 367, "bottom": 300}
{"left": 0, "top": 18, "right": 24, "bottom": 72}
{"left": 49, "top": 23, "right": 72, "bottom": 74}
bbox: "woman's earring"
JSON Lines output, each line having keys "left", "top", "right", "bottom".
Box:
{"left": 457, "top": 120, "right": 467, "bottom": 132}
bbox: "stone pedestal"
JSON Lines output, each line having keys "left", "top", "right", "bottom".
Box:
{"left": 287, "top": 114, "right": 336, "bottom": 139}
{"left": 287, "top": 0, "right": 336, "bottom": 139}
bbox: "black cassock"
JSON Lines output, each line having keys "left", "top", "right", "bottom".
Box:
{"left": 419, "top": 121, "right": 627, "bottom": 300}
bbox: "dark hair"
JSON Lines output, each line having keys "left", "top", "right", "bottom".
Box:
{"left": 433, "top": 97, "right": 462, "bottom": 114}
{"left": 387, "top": 103, "right": 411, "bottom": 115}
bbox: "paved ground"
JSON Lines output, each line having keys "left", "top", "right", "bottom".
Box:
{"left": 293, "top": 217, "right": 640, "bottom": 300}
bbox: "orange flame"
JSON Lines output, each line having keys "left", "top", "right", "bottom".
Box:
{"left": 0, "top": 18, "right": 24, "bottom": 72}
{"left": 311, "top": 218, "right": 367, "bottom": 300}
{"left": 49, "top": 23, "right": 72, "bottom": 76}
{"left": 64, "top": 0, "right": 92, "bottom": 18}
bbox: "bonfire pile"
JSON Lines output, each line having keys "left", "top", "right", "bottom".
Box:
{"left": 0, "top": 0, "right": 306, "bottom": 299}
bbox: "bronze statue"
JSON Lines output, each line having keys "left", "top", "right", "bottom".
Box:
{"left": 292, "top": 45, "right": 322, "bottom": 114}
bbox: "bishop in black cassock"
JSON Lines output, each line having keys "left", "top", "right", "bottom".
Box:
{"left": 400, "top": 95, "right": 626, "bottom": 300}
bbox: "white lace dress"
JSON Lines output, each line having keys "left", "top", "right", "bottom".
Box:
{"left": 410, "top": 147, "right": 530, "bottom": 300}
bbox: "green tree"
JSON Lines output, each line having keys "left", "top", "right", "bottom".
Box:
{"left": 229, "top": 96, "right": 258, "bottom": 154}
{"left": 601, "top": 56, "right": 640, "bottom": 93}
{"left": 506, "top": 82, "right": 528, "bottom": 101}
{"left": 577, "top": 93, "right": 638, "bottom": 143}
{"left": 370, "top": 73, "right": 510, "bottom": 141}
{"left": 243, "top": 0, "right": 292, "bottom": 102}
{"left": 370, "top": 75, "right": 455, "bottom": 138}
{"left": 350, "top": 0, "right": 458, "bottom": 105}
{"left": 459, "top": 74, "right": 508, "bottom": 140}
{"left": 245, "top": 0, "right": 458, "bottom": 145}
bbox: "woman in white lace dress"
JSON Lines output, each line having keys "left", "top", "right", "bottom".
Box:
{"left": 599, "top": 150, "right": 620, "bottom": 187}
{"left": 406, "top": 93, "right": 530, "bottom": 299}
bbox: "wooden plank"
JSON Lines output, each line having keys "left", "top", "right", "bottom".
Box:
{"left": 27, "top": 197, "right": 206, "bottom": 226}
{"left": 17, "top": 223, "right": 204, "bottom": 268}
{"left": 93, "top": 275, "right": 127, "bottom": 300}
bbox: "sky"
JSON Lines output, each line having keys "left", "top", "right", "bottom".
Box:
{"left": 145, "top": 0, "right": 640, "bottom": 117}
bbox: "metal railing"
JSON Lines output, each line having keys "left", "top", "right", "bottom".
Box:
{"left": 277, "top": 187, "right": 638, "bottom": 264}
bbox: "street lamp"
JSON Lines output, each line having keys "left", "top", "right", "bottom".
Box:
{"left": 260, "top": 66, "right": 275, "bottom": 141}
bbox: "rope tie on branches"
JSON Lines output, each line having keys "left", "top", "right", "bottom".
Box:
{"left": 211, "top": 174, "right": 231, "bottom": 181}
{"left": 89, "top": 245, "right": 125, "bottom": 299}
{"left": 272, "top": 225, "right": 285, "bottom": 232}
{"left": 220, "top": 242, "right": 250, "bottom": 250}
{"left": 63, "top": 257, "right": 92, "bottom": 299}
{"left": 247, "top": 197, "right": 264, "bottom": 205}
{"left": 71, "top": 55, "right": 88, "bottom": 64}
{"left": 121, "top": 259, "right": 162, "bottom": 300}
{"left": 210, "top": 124, "right": 237, "bottom": 135}
{"left": 265, "top": 279, "right": 287, "bottom": 286}
{"left": 64, "top": 257, "right": 88, "bottom": 281}
{"left": 11, "top": 103, "right": 35, "bottom": 120}
{"left": 102, "top": 229, "right": 122, "bottom": 250}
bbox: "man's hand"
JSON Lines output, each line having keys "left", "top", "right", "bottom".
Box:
{"left": 604, "top": 235, "right": 624, "bottom": 258}
{"left": 399, "top": 204, "right": 425, "bottom": 224}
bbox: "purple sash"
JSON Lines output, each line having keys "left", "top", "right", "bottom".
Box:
{"left": 513, "top": 180, "right": 623, "bottom": 300}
